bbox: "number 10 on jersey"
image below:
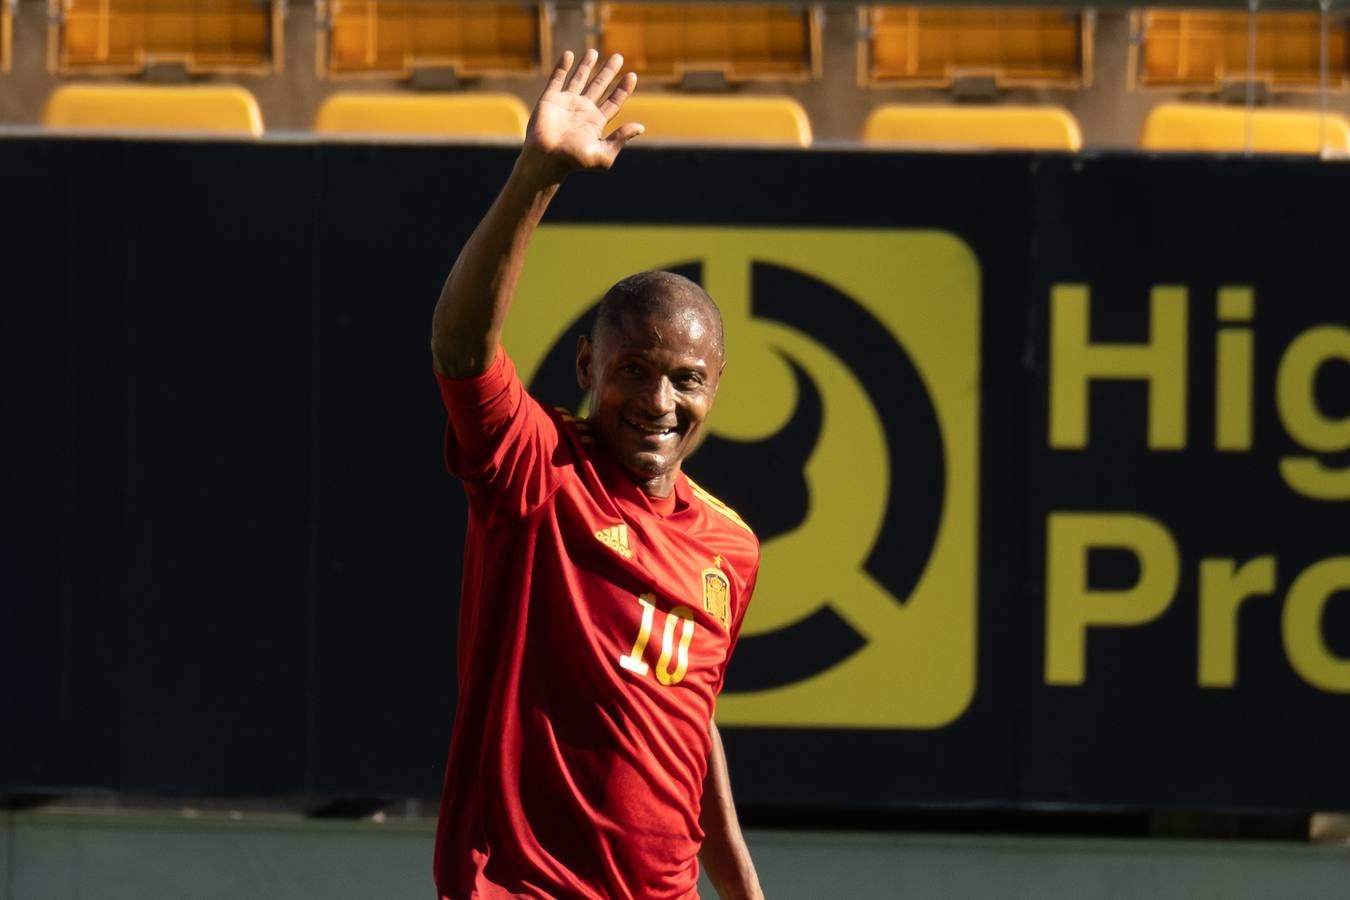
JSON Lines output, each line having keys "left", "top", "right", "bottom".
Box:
{"left": 619, "top": 593, "right": 695, "bottom": 685}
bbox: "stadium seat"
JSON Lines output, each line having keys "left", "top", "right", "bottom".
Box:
{"left": 41, "top": 84, "right": 264, "bottom": 136}
{"left": 861, "top": 105, "right": 1082, "bottom": 150}
{"left": 1140, "top": 102, "right": 1350, "bottom": 154}
{"left": 2, "top": 0, "right": 12, "bottom": 74}
{"left": 320, "top": 0, "right": 545, "bottom": 79}
{"left": 1136, "top": 10, "right": 1346, "bottom": 91}
{"left": 863, "top": 6, "right": 1090, "bottom": 88}
{"left": 314, "top": 92, "right": 529, "bottom": 139}
{"left": 604, "top": 94, "right": 812, "bottom": 146}
{"left": 594, "top": 3, "right": 819, "bottom": 83}
{"left": 52, "top": 0, "right": 278, "bottom": 75}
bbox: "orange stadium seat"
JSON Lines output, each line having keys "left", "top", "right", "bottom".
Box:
{"left": 1140, "top": 102, "right": 1350, "bottom": 154}
{"left": 594, "top": 3, "right": 820, "bottom": 84}
{"left": 50, "top": 0, "right": 280, "bottom": 75}
{"left": 1136, "top": 10, "right": 1348, "bottom": 91}
{"left": 861, "top": 104, "right": 1082, "bottom": 150}
{"left": 319, "top": 0, "right": 546, "bottom": 79}
{"left": 42, "top": 83, "right": 264, "bottom": 135}
{"left": 604, "top": 94, "right": 812, "bottom": 146}
{"left": 3, "top": 0, "right": 13, "bottom": 73}
{"left": 863, "top": 6, "right": 1090, "bottom": 88}
{"left": 314, "top": 91, "right": 529, "bottom": 139}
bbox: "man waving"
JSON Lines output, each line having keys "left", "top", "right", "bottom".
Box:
{"left": 430, "top": 49, "right": 764, "bottom": 900}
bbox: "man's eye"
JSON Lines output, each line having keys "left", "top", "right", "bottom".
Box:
{"left": 676, "top": 376, "right": 703, "bottom": 390}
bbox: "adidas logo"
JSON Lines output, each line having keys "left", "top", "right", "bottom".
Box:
{"left": 595, "top": 524, "right": 633, "bottom": 559}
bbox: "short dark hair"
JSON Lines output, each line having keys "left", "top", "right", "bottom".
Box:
{"left": 592, "top": 271, "right": 725, "bottom": 360}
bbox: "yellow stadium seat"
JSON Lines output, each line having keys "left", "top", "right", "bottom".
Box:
{"left": 861, "top": 105, "right": 1082, "bottom": 150}
{"left": 863, "top": 6, "right": 1090, "bottom": 88}
{"left": 1141, "top": 102, "right": 1350, "bottom": 154}
{"left": 1137, "top": 11, "right": 1347, "bottom": 91}
{"left": 51, "top": 0, "right": 279, "bottom": 75}
{"left": 42, "top": 84, "right": 264, "bottom": 136}
{"left": 604, "top": 95, "right": 811, "bottom": 147}
{"left": 314, "top": 92, "right": 529, "bottom": 139}
{"left": 320, "top": 0, "right": 546, "bottom": 79}
{"left": 595, "top": 3, "right": 819, "bottom": 84}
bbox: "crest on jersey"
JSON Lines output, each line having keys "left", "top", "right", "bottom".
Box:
{"left": 702, "top": 567, "right": 730, "bottom": 627}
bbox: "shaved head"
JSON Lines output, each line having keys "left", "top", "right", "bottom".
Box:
{"left": 592, "top": 271, "right": 725, "bottom": 363}
{"left": 576, "top": 270, "right": 726, "bottom": 496}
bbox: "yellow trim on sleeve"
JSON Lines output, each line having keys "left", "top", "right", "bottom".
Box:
{"left": 686, "top": 477, "right": 755, "bottom": 535}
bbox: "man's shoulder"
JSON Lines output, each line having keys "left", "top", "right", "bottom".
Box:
{"left": 544, "top": 404, "right": 601, "bottom": 455}
{"left": 684, "top": 476, "right": 758, "bottom": 544}
{"left": 548, "top": 404, "right": 587, "bottom": 430}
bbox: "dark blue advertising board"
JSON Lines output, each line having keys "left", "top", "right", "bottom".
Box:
{"left": 1, "top": 137, "right": 1346, "bottom": 814}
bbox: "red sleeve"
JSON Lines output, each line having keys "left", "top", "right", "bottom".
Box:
{"left": 435, "top": 347, "right": 564, "bottom": 517}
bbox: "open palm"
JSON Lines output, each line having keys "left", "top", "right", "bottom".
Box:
{"left": 527, "top": 50, "right": 643, "bottom": 172}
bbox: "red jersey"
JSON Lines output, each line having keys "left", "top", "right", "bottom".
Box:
{"left": 434, "top": 348, "right": 759, "bottom": 900}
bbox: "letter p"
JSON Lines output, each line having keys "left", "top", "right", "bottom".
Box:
{"left": 1045, "top": 513, "right": 1180, "bottom": 685}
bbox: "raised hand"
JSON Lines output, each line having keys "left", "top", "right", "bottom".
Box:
{"left": 524, "top": 49, "right": 643, "bottom": 178}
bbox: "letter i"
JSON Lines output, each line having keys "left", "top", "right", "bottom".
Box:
{"left": 1216, "top": 287, "right": 1255, "bottom": 451}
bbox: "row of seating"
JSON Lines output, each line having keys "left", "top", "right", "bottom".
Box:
{"left": 1139, "top": 10, "right": 1345, "bottom": 90}
{"left": 16, "top": 2, "right": 1350, "bottom": 92}
{"left": 38, "top": 83, "right": 1350, "bottom": 154}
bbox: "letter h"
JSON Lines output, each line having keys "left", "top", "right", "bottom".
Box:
{"left": 1049, "top": 284, "right": 1188, "bottom": 450}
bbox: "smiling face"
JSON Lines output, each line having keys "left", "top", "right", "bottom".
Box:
{"left": 576, "top": 276, "right": 724, "bottom": 498}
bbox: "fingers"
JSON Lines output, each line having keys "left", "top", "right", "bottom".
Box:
{"left": 594, "top": 122, "right": 644, "bottom": 170}
{"left": 582, "top": 53, "right": 625, "bottom": 103}
{"left": 605, "top": 122, "right": 645, "bottom": 153}
{"left": 597, "top": 71, "right": 638, "bottom": 121}
{"left": 544, "top": 50, "right": 574, "bottom": 93}
{"left": 565, "top": 48, "right": 599, "bottom": 93}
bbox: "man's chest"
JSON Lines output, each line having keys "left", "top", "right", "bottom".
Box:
{"left": 519, "top": 483, "right": 749, "bottom": 698}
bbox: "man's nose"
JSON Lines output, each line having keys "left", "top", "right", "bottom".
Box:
{"left": 636, "top": 376, "right": 676, "bottom": 415}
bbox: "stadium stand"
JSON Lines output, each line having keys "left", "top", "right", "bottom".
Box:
{"left": 314, "top": 91, "right": 528, "bottom": 138}
{"left": 41, "top": 83, "right": 265, "bottom": 135}
{"left": 3, "top": 2, "right": 1349, "bottom": 152}
{"left": 861, "top": 6, "right": 1090, "bottom": 88}
{"left": 50, "top": 0, "right": 279, "bottom": 75}
{"left": 604, "top": 93, "right": 812, "bottom": 145}
{"left": 593, "top": 3, "right": 819, "bottom": 84}
{"left": 861, "top": 104, "right": 1082, "bottom": 149}
{"left": 318, "top": 0, "right": 546, "bottom": 79}
{"left": 1140, "top": 101, "right": 1350, "bottom": 153}
{"left": 1135, "top": 10, "right": 1347, "bottom": 91}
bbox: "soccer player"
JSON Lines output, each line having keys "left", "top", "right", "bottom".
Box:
{"left": 429, "top": 49, "right": 764, "bottom": 900}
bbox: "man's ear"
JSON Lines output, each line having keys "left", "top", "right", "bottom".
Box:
{"left": 576, "top": 335, "right": 594, "bottom": 391}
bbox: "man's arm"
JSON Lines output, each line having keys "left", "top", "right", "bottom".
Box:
{"left": 430, "top": 49, "right": 643, "bottom": 378}
{"left": 700, "top": 720, "right": 764, "bottom": 900}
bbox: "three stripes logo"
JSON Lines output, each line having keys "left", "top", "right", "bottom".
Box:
{"left": 595, "top": 523, "right": 633, "bottom": 559}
